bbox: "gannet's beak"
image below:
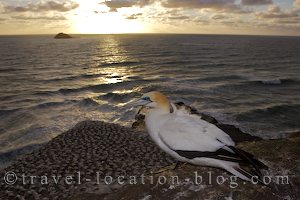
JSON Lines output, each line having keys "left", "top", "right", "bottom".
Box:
{"left": 129, "top": 98, "right": 151, "bottom": 107}
{"left": 134, "top": 98, "right": 151, "bottom": 107}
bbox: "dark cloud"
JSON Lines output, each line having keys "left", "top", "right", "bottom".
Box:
{"left": 161, "top": 0, "right": 235, "bottom": 9}
{"left": 241, "top": 0, "right": 272, "bottom": 6}
{"left": 255, "top": 5, "right": 299, "bottom": 19}
{"left": 168, "top": 15, "right": 190, "bottom": 20}
{"left": 153, "top": 9, "right": 192, "bottom": 22}
{"left": 102, "top": 0, "right": 153, "bottom": 12}
{"left": 211, "top": 14, "right": 228, "bottom": 20}
{"left": 4, "top": 1, "right": 79, "bottom": 13}
{"left": 102, "top": 0, "right": 250, "bottom": 13}
{"left": 161, "top": 0, "right": 234, "bottom": 8}
{"left": 160, "top": 0, "right": 246, "bottom": 13}
{"left": 125, "top": 13, "right": 142, "bottom": 19}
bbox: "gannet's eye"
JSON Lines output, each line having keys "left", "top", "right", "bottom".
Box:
{"left": 142, "top": 97, "right": 152, "bottom": 102}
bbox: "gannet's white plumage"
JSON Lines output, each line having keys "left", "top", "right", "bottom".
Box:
{"left": 134, "top": 91, "right": 268, "bottom": 181}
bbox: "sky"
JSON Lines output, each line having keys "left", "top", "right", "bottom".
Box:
{"left": 0, "top": 0, "right": 299, "bottom": 35}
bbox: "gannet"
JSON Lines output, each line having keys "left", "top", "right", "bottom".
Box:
{"left": 134, "top": 91, "right": 268, "bottom": 181}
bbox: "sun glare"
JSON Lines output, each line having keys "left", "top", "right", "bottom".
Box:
{"left": 71, "top": 1, "right": 144, "bottom": 34}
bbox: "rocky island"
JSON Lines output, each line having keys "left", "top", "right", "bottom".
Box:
{"left": 54, "top": 33, "right": 72, "bottom": 39}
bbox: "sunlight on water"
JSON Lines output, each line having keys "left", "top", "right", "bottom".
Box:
{"left": 90, "top": 36, "right": 135, "bottom": 84}
{"left": 101, "top": 36, "right": 129, "bottom": 63}
{"left": 104, "top": 76, "right": 123, "bottom": 84}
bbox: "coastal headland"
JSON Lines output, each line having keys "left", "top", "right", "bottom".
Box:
{"left": 0, "top": 116, "right": 299, "bottom": 199}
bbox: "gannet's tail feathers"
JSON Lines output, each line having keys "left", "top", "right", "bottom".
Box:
{"left": 228, "top": 166, "right": 270, "bottom": 187}
{"left": 227, "top": 146, "right": 268, "bottom": 177}
{"left": 175, "top": 147, "right": 268, "bottom": 172}
{"left": 227, "top": 166, "right": 252, "bottom": 181}
{"left": 235, "top": 148, "right": 268, "bottom": 170}
{"left": 175, "top": 146, "right": 268, "bottom": 183}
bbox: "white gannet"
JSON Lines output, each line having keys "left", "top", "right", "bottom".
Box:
{"left": 134, "top": 91, "right": 268, "bottom": 181}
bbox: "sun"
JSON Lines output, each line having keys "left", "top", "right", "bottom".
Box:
{"left": 73, "top": 13, "right": 144, "bottom": 34}
{"left": 71, "top": 1, "right": 144, "bottom": 34}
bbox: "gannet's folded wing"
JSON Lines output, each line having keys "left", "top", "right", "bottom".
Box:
{"left": 158, "top": 115, "right": 232, "bottom": 152}
{"left": 158, "top": 114, "right": 268, "bottom": 171}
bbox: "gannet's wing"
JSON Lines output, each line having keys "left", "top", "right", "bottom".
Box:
{"left": 158, "top": 114, "right": 268, "bottom": 174}
{"left": 158, "top": 114, "right": 234, "bottom": 152}
{"left": 158, "top": 115, "right": 245, "bottom": 163}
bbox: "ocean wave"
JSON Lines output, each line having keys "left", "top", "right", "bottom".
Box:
{"left": 97, "top": 104, "right": 119, "bottom": 113}
{"left": 211, "top": 78, "right": 298, "bottom": 92}
{"left": 58, "top": 79, "right": 150, "bottom": 95}
{"left": 0, "top": 94, "right": 21, "bottom": 101}
{"left": 33, "top": 99, "right": 100, "bottom": 109}
{"left": 259, "top": 78, "right": 295, "bottom": 85}
{"left": 236, "top": 104, "right": 300, "bottom": 122}
{"left": 58, "top": 84, "right": 114, "bottom": 94}
{"left": 0, "top": 108, "right": 21, "bottom": 116}
{"left": 78, "top": 98, "right": 99, "bottom": 107}
{"left": 41, "top": 75, "right": 78, "bottom": 82}
{"left": 34, "top": 101, "right": 68, "bottom": 109}
{"left": 98, "top": 92, "right": 140, "bottom": 103}
{"left": 42, "top": 73, "right": 105, "bottom": 83}
{"left": 0, "top": 68, "right": 26, "bottom": 72}
{"left": 99, "top": 61, "right": 140, "bottom": 67}
{"left": 139, "top": 84, "right": 172, "bottom": 94}
{"left": 161, "top": 60, "right": 193, "bottom": 65}
{"left": 197, "top": 75, "right": 244, "bottom": 82}
{"left": 260, "top": 79, "right": 282, "bottom": 85}
{"left": 32, "top": 91, "right": 59, "bottom": 96}
{"left": 81, "top": 73, "right": 104, "bottom": 78}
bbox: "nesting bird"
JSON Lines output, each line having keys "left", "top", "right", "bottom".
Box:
{"left": 133, "top": 91, "right": 268, "bottom": 182}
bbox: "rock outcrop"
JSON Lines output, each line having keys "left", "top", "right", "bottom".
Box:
{"left": 54, "top": 33, "right": 72, "bottom": 39}
{"left": 0, "top": 120, "right": 299, "bottom": 200}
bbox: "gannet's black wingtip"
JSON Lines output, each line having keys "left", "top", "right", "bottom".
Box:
{"left": 227, "top": 146, "right": 268, "bottom": 177}
{"left": 174, "top": 146, "right": 268, "bottom": 179}
{"left": 236, "top": 148, "right": 269, "bottom": 170}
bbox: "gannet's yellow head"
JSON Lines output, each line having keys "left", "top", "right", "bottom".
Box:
{"left": 134, "top": 91, "right": 171, "bottom": 111}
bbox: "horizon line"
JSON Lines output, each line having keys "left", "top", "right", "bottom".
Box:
{"left": 0, "top": 32, "right": 300, "bottom": 37}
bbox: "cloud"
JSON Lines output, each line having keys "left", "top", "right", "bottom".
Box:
{"left": 294, "top": 0, "right": 300, "bottom": 8}
{"left": 4, "top": 1, "right": 79, "bottom": 13}
{"left": 153, "top": 9, "right": 194, "bottom": 23}
{"left": 254, "top": 5, "right": 300, "bottom": 28}
{"left": 168, "top": 15, "right": 190, "bottom": 20}
{"left": 159, "top": 0, "right": 246, "bottom": 13}
{"left": 12, "top": 15, "right": 67, "bottom": 21}
{"left": 161, "top": 0, "right": 236, "bottom": 9}
{"left": 211, "top": 14, "right": 228, "bottom": 20}
{"left": 241, "top": 0, "right": 272, "bottom": 6}
{"left": 102, "top": 0, "right": 153, "bottom": 12}
{"left": 160, "top": 0, "right": 234, "bottom": 8}
{"left": 255, "top": 5, "right": 299, "bottom": 19}
{"left": 102, "top": 0, "right": 248, "bottom": 13}
{"left": 125, "top": 13, "right": 142, "bottom": 19}
{"left": 275, "top": 18, "right": 300, "bottom": 24}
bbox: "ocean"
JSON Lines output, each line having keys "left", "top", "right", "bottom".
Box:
{"left": 0, "top": 34, "right": 299, "bottom": 164}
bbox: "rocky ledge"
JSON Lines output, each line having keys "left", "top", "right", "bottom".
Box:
{"left": 0, "top": 119, "right": 299, "bottom": 200}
